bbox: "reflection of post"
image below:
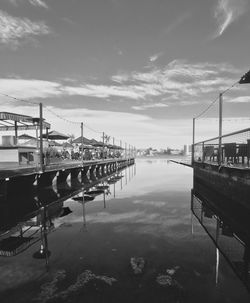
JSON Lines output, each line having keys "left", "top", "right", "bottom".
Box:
{"left": 215, "top": 218, "right": 220, "bottom": 287}
{"left": 129, "top": 164, "right": 131, "bottom": 181}
{"left": 103, "top": 192, "right": 106, "bottom": 208}
{"left": 120, "top": 177, "right": 122, "bottom": 190}
{"left": 113, "top": 183, "right": 115, "bottom": 198}
{"left": 134, "top": 163, "right": 136, "bottom": 176}
{"left": 125, "top": 167, "right": 127, "bottom": 185}
{"left": 191, "top": 189, "right": 194, "bottom": 236}
{"left": 82, "top": 188, "right": 87, "bottom": 229}
{"left": 42, "top": 207, "right": 49, "bottom": 271}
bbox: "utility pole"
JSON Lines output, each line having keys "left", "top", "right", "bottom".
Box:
{"left": 192, "top": 118, "right": 195, "bottom": 165}
{"left": 218, "top": 93, "right": 223, "bottom": 165}
{"left": 81, "top": 122, "right": 84, "bottom": 161}
{"left": 39, "top": 103, "right": 43, "bottom": 172}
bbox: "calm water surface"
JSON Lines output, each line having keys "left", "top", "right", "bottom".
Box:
{"left": 0, "top": 159, "right": 250, "bottom": 303}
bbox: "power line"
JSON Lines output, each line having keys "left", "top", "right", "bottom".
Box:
{"left": 0, "top": 90, "right": 103, "bottom": 133}
{"left": 195, "top": 95, "right": 219, "bottom": 119}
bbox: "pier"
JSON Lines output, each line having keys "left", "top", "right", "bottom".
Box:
{"left": 0, "top": 111, "right": 135, "bottom": 201}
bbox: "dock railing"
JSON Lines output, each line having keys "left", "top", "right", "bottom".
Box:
{"left": 193, "top": 127, "right": 250, "bottom": 167}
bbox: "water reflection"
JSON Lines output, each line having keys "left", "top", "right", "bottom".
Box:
{"left": 191, "top": 181, "right": 250, "bottom": 292}
{"left": 0, "top": 164, "right": 134, "bottom": 268}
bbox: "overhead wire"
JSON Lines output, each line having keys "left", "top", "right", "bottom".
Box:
{"left": 0, "top": 90, "right": 124, "bottom": 142}
{"left": 194, "top": 80, "right": 239, "bottom": 120}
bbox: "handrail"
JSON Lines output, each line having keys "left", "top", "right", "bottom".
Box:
{"left": 194, "top": 127, "right": 250, "bottom": 146}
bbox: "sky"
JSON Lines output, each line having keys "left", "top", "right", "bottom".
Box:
{"left": 0, "top": 0, "right": 250, "bottom": 148}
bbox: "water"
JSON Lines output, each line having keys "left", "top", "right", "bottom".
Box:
{"left": 0, "top": 159, "right": 250, "bottom": 303}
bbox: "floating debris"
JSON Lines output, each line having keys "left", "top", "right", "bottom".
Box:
{"left": 156, "top": 274, "right": 173, "bottom": 287}
{"left": 35, "top": 270, "right": 66, "bottom": 303}
{"left": 35, "top": 270, "right": 117, "bottom": 303}
{"left": 166, "top": 266, "right": 180, "bottom": 276}
{"left": 156, "top": 273, "right": 183, "bottom": 289}
{"left": 130, "top": 257, "right": 145, "bottom": 275}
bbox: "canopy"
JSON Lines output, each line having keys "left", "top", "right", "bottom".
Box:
{"left": 0, "top": 112, "right": 50, "bottom": 131}
{"left": 42, "top": 130, "right": 69, "bottom": 140}
{"left": 89, "top": 138, "right": 105, "bottom": 147}
{"left": 72, "top": 136, "right": 92, "bottom": 145}
{"left": 18, "top": 134, "right": 36, "bottom": 140}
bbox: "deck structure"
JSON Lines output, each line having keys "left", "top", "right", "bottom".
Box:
{"left": 192, "top": 127, "right": 250, "bottom": 211}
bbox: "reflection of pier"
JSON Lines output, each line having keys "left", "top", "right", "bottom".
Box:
{"left": 0, "top": 157, "right": 134, "bottom": 201}
{"left": 191, "top": 181, "right": 250, "bottom": 292}
{"left": 0, "top": 162, "right": 134, "bottom": 261}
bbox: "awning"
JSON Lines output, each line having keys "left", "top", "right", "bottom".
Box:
{"left": 0, "top": 112, "right": 50, "bottom": 131}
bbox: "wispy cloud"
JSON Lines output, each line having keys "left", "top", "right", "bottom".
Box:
{"left": 164, "top": 11, "right": 191, "bottom": 35}
{"left": 0, "top": 59, "right": 241, "bottom": 107}
{"left": 228, "top": 96, "right": 250, "bottom": 103}
{"left": 9, "top": 0, "right": 48, "bottom": 9}
{"left": 132, "top": 103, "right": 168, "bottom": 111}
{"left": 28, "top": 0, "right": 48, "bottom": 9}
{"left": 0, "top": 10, "right": 50, "bottom": 47}
{"left": 214, "top": 0, "right": 247, "bottom": 37}
{"left": 149, "top": 52, "right": 163, "bottom": 62}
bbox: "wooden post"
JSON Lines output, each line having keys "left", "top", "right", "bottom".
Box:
{"left": 39, "top": 103, "right": 43, "bottom": 171}
{"left": 192, "top": 118, "right": 195, "bottom": 165}
{"left": 102, "top": 132, "right": 105, "bottom": 160}
{"left": 218, "top": 93, "right": 223, "bottom": 165}
{"left": 14, "top": 121, "right": 18, "bottom": 145}
{"left": 81, "top": 122, "right": 84, "bottom": 162}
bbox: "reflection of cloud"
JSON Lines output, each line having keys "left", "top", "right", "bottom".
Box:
{"left": 86, "top": 211, "right": 147, "bottom": 223}
{"left": 214, "top": 0, "right": 247, "bottom": 37}
{"left": 132, "top": 200, "right": 167, "bottom": 207}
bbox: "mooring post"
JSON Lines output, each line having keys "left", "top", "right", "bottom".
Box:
{"left": 218, "top": 93, "right": 223, "bottom": 165}
{"left": 39, "top": 103, "right": 43, "bottom": 172}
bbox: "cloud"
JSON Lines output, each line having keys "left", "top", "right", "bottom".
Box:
{"left": 9, "top": 0, "right": 48, "bottom": 8}
{"left": 0, "top": 10, "right": 50, "bottom": 47}
{"left": 0, "top": 78, "right": 61, "bottom": 99}
{"left": 164, "top": 11, "right": 191, "bottom": 35}
{"left": 228, "top": 96, "right": 250, "bottom": 103}
{"left": 214, "top": 0, "right": 247, "bottom": 37}
{"left": 149, "top": 52, "right": 163, "bottom": 62}
{"left": 0, "top": 59, "right": 242, "bottom": 109}
{"left": 132, "top": 103, "right": 169, "bottom": 111}
{"left": 112, "top": 59, "right": 241, "bottom": 105}
{"left": 28, "top": 0, "right": 48, "bottom": 9}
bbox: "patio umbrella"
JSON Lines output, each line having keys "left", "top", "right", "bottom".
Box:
{"left": 89, "top": 138, "right": 105, "bottom": 147}
{"left": 72, "top": 136, "right": 92, "bottom": 145}
{"left": 42, "top": 130, "right": 70, "bottom": 140}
